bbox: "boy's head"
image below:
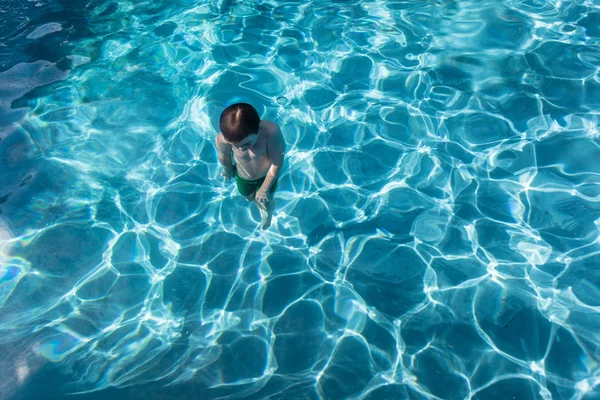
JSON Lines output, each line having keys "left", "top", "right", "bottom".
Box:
{"left": 219, "top": 103, "right": 260, "bottom": 148}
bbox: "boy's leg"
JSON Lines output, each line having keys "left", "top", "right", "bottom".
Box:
{"left": 259, "top": 179, "right": 278, "bottom": 229}
{"left": 239, "top": 176, "right": 276, "bottom": 229}
{"left": 243, "top": 191, "right": 264, "bottom": 209}
{"left": 260, "top": 197, "right": 274, "bottom": 230}
{"left": 243, "top": 191, "right": 270, "bottom": 225}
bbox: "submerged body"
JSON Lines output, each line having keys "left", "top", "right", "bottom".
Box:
{"left": 216, "top": 119, "right": 285, "bottom": 229}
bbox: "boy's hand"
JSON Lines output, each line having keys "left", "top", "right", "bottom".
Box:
{"left": 221, "top": 166, "right": 235, "bottom": 180}
{"left": 255, "top": 188, "right": 269, "bottom": 204}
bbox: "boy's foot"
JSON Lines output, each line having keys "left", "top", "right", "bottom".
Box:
{"left": 260, "top": 211, "right": 272, "bottom": 230}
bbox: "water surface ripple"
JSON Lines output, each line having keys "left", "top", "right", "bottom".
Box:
{"left": 1, "top": 0, "right": 600, "bottom": 399}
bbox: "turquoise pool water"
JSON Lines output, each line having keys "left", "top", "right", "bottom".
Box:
{"left": 1, "top": 0, "right": 600, "bottom": 399}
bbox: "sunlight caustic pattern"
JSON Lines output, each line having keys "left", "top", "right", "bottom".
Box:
{"left": 1, "top": 0, "right": 600, "bottom": 398}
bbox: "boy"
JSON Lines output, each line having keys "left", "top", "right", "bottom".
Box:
{"left": 215, "top": 103, "right": 286, "bottom": 229}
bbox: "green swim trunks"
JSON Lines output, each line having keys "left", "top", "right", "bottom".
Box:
{"left": 235, "top": 168, "right": 278, "bottom": 197}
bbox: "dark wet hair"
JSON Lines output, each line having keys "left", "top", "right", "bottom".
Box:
{"left": 219, "top": 103, "right": 260, "bottom": 143}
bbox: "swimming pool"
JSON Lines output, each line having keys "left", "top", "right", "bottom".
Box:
{"left": 1, "top": 0, "right": 599, "bottom": 398}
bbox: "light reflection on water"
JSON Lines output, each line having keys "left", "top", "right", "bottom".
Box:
{"left": 0, "top": 0, "right": 600, "bottom": 399}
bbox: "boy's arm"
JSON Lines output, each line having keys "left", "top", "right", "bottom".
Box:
{"left": 216, "top": 133, "right": 234, "bottom": 168}
{"left": 215, "top": 133, "right": 235, "bottom": 179}
{"left": 257, "top": 124, "right": 285, "bottom": 196}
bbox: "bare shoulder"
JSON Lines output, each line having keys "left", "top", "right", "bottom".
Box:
{"left": 260, "top": 120, "right": 284, "bottom": 142}
{"left": 261, "top": 120, "right": 285, "bottom": 164}
{"left": 215, "top": 132, "right": 227, "bottom": 144}
{"left": 215, "top": 132, "right": 231, "bottom": 153}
